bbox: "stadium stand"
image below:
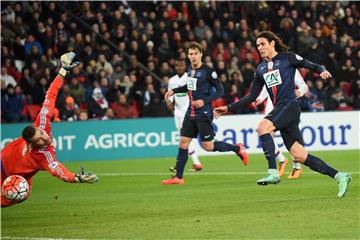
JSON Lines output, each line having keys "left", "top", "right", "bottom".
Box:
{"left": 1, "top": 1, "right": 359, "bottom": 123}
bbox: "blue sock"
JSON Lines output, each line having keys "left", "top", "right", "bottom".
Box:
{"left": 175, "top": 148, "right": 188, "bottom": 179}
{"left": 213, "top": 141, "right": 239, "bottom": 153}
{"left": 304, "top": 154, "right": 338, "bottom": 178}
{"left": 260, "top": 133, "right": 277, "bottom": 169}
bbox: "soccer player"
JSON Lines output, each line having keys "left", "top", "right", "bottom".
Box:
{"left": 162, "top": 42, "right": 249, "bottom": 185}
{"left": 255, "top": 69, "right": 308, "bottom": 179}
{"left": 214, "top": 31, "right": 351, "bottom": 197}
{"left": 1, "top": 53, "right": 98, "bottom": 208}
{"left": 166, "top": 59, "right": 203, "bottom": 172}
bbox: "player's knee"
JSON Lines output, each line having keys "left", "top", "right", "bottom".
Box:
{"left": 201, "top": 142, "right": 213, "bottom": 151}
{"left": 292, "top": 152, "right": 307, "bottom": 163}
{"left": 256, "top": 122, "right": 267, "bottom": 135}
{"left": 179, "top": 138, "right": 190, "bottom": 149}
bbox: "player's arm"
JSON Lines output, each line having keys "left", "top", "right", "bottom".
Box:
{"left": 294, "top": 69, "right": 308, "bottom": 98}
{"left": 256, "top": 85, "right": 268, "bottom": 105}
{"left": 288, "top": 52, "right": 331, "bottom": 80}
{"left": 165, "top": 80, "right": 175, "bottom": 113}
{"left": 203, "top": 71, "right": 224, "bottom": 104}
{"left": 34, "top": 52, "right": 80, "bottom": 134}
{"left": 214, "top": 71, "right": 263, "bottom": 116}
{"left": 164, "top": 85, "right": 187, "bottom": 102}
{"left": 37, "top": 153, "right": 97, "bottom": 183}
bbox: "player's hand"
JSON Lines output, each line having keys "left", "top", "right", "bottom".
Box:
{"left": 255, "top": 97, "right": 263, "bottom": 106}
{"left": 164, "top": 90, "right": 174, "bottom": 101}
{"left": 74, "top": 166, "right": 98, "bottom": 183}
{"left": 294, "top": 89, "right": 302, "bottom": 99}
{"left": 214, "top": 106, "right": 228, "bottom": 119}
{"left": 193, "top": 99, "right": 204, "bottom": 108}
{"left": 320, "top": 70, "right": 332, "bottom": 80}
{"left": 60, "top": 52, "right": 80, "bottom": 71}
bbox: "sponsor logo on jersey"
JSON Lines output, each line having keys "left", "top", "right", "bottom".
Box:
{"left": 49, "top": 161, "right": 58, "bottom": 170}
{"left": 263, "top": 69, "right": 282, "bottom": 88}
{"left": 187, "top": 77, "right": 197, "bottom": 91}
{"left": 175, "top": 93, "right": 188, "bottom": 97}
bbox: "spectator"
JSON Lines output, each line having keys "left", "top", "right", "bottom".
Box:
{"left": 1, "top": 67, "right": 17, "bottom": 87}
{"left": 60, "top": 96, "right": 79, "bottom": 121}
{"left": 32, "top": 77, "right": 48, "bottom": 105}
{"left": 111, "top": 94, "right": 138, "bottom": 119}
{"left": 77, "top": 109, "right": 89, "bottom": 121}
{"left": 87, "top": 87, "right": 109, "bottom": 119}
{"left": 102, "top": 108, "right": 115, "bottom": 120}
{"left": 2, "top": 85, "right": 28, "bottom": 122}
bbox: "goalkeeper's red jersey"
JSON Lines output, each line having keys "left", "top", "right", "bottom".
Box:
{"left": 1, "top": 76, "right": 76, "bottom": 184}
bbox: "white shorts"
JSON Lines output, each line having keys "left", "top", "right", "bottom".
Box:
{"left": 174, "top": 114, "right": 185, "bottom": 131}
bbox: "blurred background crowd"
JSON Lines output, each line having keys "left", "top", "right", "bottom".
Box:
{"left": 1, "top": 1, "right": 359, "bottom": 123}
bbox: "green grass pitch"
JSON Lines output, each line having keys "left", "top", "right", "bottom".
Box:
{"left": 2, "top": 150, "right": 359, "bottom": 239}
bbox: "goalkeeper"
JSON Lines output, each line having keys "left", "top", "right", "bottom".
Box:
{"left": 1, "top": 52, "right": 98, "bottom": 208}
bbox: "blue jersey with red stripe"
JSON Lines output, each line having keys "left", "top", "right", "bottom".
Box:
{"left": 228, "top": 52, "right": 325, "bottom": 111}
{"left": 173, "top": 64, "right": 224, "bottom": 119}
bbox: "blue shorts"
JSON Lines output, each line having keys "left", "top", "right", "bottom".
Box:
{"left": 265, "top": 101, "right": 304, "bottom": 150}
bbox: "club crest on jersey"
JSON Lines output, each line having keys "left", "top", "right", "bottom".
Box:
{"left": 211, "top": 71, "right": 218, "bottom": 79}
{"left": 187, "top": 77, "right": 197, "bottom": 91}
{"left": 263, "top": 69, "right": 282, "bottom": 88}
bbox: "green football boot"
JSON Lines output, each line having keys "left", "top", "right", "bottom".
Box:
{"left": 335, "top": 172, "right": 352, "bottom": 198}
{"left": 257, "top": 169, "right": 280, "bottom": 185}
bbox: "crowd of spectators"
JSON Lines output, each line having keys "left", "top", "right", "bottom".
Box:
{"left": 1, "top": 1, "right": 359, "bottom": 123}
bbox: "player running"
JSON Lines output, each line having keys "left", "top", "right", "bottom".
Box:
{"left": 215, "top": 31, "right": 351, "bottom": 197}
{"left": 166, "top": 59, "right": 203, "bottom": 172}
{"left": 255, "top": 69, "right": 308, "bottom": 179}
{"left": 162, "top": 42, "right": 248, "bottom": 185}
{"left": 1, "top": 52, "right": 98, "bottom": 208}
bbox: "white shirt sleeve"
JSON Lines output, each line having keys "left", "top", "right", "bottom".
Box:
{"left": 257, "top": 85, "right": 269, "bottom": 102}
{"left": 168, "top": 76, "right": 176, "bottom": 103}
{"left": 294, "top": 69, "right": 308, "bottom": 97}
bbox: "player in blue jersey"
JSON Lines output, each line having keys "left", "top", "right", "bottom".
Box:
{"left": 215, "top": 31, "right": 351, "bottom": 197}
{"left": 162, "top": 42, "right": 248, "bottom": 185}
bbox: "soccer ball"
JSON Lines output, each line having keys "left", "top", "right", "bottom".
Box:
{"left": 1, "top": 175, "right": 30, "bottom": 202}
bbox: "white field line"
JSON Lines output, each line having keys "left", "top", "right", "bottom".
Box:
{"left": 97, "top": 171, "right": 360, "bottom": 176}
{"left": 1, "top": 237, "right": 87, "bottom": 240}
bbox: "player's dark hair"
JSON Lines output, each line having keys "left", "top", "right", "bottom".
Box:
{"left": 22, "top": 125, "right": 36, "bottom": 143}
{"left": 187, "top": 42, "right": 203, "bottom": 54}
{"left": 257, "top": 31, "right": 289, "bottom": 53}
{"left": 175, "top": 58, "right": 186, "bottom": 65}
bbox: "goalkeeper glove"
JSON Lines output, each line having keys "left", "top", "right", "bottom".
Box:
{"left": 74, "top": 166, "right": 99, "bottom": 183}
{"left": 59, "top": 52, "right": 80, "bottom": 76}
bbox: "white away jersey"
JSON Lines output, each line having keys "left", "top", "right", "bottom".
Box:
{"left": 168, "top": 73, "right": 190, "bottom": 115}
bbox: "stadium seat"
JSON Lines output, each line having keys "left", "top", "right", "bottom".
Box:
{"left": 212, "top": 98, "right": 226, "bottom": 108}
{"left": 25, "top": 104, "right": 42, "bottom": 121}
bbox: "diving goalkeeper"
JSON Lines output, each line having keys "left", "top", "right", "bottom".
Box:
{"left": 1, "top": 52, "right": 98, "bottom": 208}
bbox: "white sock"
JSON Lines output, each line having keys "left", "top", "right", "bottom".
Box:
{"left": 274, "top": 143, "right": 285, "bottom": 163}
{"left": 188, "top": 140, "right": 201, "bottom": 165}
{"left": 293, "top": 162, "right": 301, "bottom": 170}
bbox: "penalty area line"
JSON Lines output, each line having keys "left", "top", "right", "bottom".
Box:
{"left": 97, "top": 172, "right": 360, "bottom": 176}
{"left": 2, "top": 237, "right": 86, "bottom": 240}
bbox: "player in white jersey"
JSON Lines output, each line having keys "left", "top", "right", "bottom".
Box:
{"left": 255, "top": 69, "right": 308, "bottom": 179}
{"left": 166, "top": 59, "right": 203, "bottom": 172}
